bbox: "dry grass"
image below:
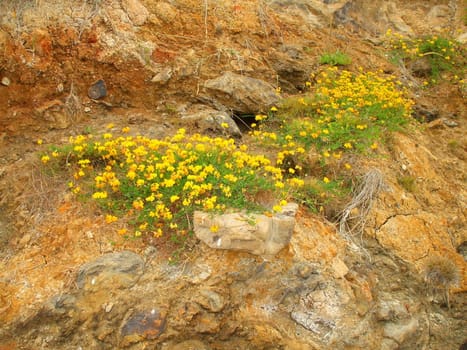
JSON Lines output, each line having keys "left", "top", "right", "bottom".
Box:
{"left": 338, "top": 168, "right": 386, "bottom": 250}
{"left": 423, "top": 255, "right": 460, "bottom": 309}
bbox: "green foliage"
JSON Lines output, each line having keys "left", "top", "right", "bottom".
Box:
{"left": 386, "top": 30, "right": 466, "bottom": 84}
{"left": 40, "top": 127, "right": 301, "bottom": 240}
{"left": 319, "top": 50, "right": 352, "bottom": 66}
{"left": 251, "top": 67, "right": 414, "bottom": 210}
{"left": 397, "top": 175, "right": 416, "bottom": 192}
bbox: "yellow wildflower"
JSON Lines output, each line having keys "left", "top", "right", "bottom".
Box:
{"left": 105, "top": 215, "right": 118, "bottom": 224}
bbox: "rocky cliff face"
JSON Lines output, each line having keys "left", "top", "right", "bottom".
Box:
{"left": 0, "top": 1, "right": 465, "bottom": 349}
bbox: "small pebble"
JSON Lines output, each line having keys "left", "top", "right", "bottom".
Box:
{"left": 1, "top": 77, "right": 10, "bottom": 86}
{"left": 84, "top": 107, "right": 91, "bottom": 113}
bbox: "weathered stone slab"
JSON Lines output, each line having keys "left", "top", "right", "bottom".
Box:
{"left": 194, "top": 203, "right": 298, "bottom": 255}
{"left": 203, "top": 72, "right": 278, "bottom": 114}
{"left": 77, "top": 251, "right": 144, "bottom": 290}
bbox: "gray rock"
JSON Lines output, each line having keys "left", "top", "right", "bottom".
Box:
{"left": 203, "top": 72, "right": 279, "bottom": 114}
{"left": 194, "top": 203, "right": 298, "bottom": 256}
{"left": 76, "top": 251, "right": 144, "bottom": 290}
{"left": 195, "top": 289, "right": 226, "bottom": 312}
{"left": 375, "top": 299, "right": 410, "bottom": 321}
{"left": 88, "top": 79, "right": 107, "bottom": 100}
{"left": 181, "top": 106, "right": 242, "bottom": 138}
{"left": 290, "top": 310, "right": 335, "bottom": 335}
{"left": 383, "top": 318, "right": 419, "bottom": 344}
{"left": 151, "top": 67, "right": 173, "bottom": 84}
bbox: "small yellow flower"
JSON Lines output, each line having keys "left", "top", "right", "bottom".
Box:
{"left": 370, "top": 142, "right": 378, "bottom": 150}
{"left": 122, "top": 126, "right": 131, "bottom": 133}
{"left": 92, "top": 191, "right": 108, "bottom": 199}
{"left": 134, "top": 230, "right": 142, "bottom": 237}
{"left": 41, "top": 155, "right": 50, "bottom": 164}
{"left": 132, "top": 199, "right": 144, "bottom": 210}
{"left": 37, "top": 139, "right": 43, "bottom": 145}
{"left": 344, "top": 142, "right": 353, "bottom": 149}
{"left": 118, "top": 228, "right": 128, "bottom": 235}
{"left": 323, "top": 177, "right": 330, "bottom": 184}
{"left": 220, "top": 122, "right": 229, "bottom": 129}
{"left": 344, "top": 163, "right": 352, "bottom": 170}
{"left": 170, "top": 195, "right": 180, "bottom": 203}
{"left": 274, "top": 181, "right": 284, "bottom": 188}
{"left": 270, "top": 106, "right": 278, "bottom": 112}
{"left": 210, "top": 225, "right": 219, "bottom": 233}
{"left": 105, "top": 215, "right": 118, "bottom": 224}
{"left": 272, "top": 204, "right": 282, "bottom": 212}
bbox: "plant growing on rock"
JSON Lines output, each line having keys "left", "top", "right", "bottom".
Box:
{"left": 385, "top": 30, "right": 466, "bottom": 85}
{"left": 40, "top": 127, "right": 303, "bottom": 240}
{"left": 423, "top": 255, "right": 460, "bottom": 309}
{"left": 250, "top": 67, "right": 414, "bottom": 213}
{"left": 319, "top": 50, "right": 352, "bottom": 66}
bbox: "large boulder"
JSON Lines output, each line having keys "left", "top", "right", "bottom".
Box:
{"left": 203, "top": 72, "right": 279, "bottom": 114}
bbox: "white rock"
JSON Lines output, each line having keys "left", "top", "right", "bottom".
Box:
{"left": 1, "top": 77, "right": 10, "bottom": 86}
{"left": 194, "top": 203, "right": 298, "bottom": 256}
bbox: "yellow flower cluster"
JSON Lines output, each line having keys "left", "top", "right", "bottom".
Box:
{"left": 250, "top": 66, "right": 413, "bottom": 198}
{"left": 385, "top": 30, "right": 464, "bottom": 84}
{"left": 44, "top": 128, "right": 301, "bottom": 239}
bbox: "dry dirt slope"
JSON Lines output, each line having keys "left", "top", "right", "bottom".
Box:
{"left": 0, "top": 0, "right": 466, "bottom": 349}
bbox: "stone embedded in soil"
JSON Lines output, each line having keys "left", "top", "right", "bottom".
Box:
{"left": 122, "top": 0, "right": 149, "bottom": 26}
{"left": 166, "top": 340, "right": 212, "bottom": 350}
{"left": 181, "top": 106, "right": 242, "bottom": 138}
{"left": 76, "top": 251, "right": 144, "bottom": 290}
{"left": 34, "top": 99, "right": 71, "bottom": 130}
{"left": 203, "top": 71, "right": 279, "bottom": 114}
{"left": 87, "top": 79, "right": 107, "bottom": 100}
{"left": 195, "top": 289, "right": 226, "bottom": 313}
{"left": 120, "top": 308, "right": 167, "bottom": 346}
{"left": 194, "top": 203, "right": 298, "bottom": 256}
{"left": 383, "top": 318, "right": 419, "bottom": 345}
{"left": 194, "top": 312, "right": 220, "bottom": 334}
{"left": 1, "top": 77, "right": 10, "bottom": 86}
{"left": 151, "top": 67, "right": 173, "bottom": 84}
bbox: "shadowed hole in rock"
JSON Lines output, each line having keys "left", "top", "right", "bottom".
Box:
{"left": 231, "top": 113, "right": 257, "bottom": 132}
